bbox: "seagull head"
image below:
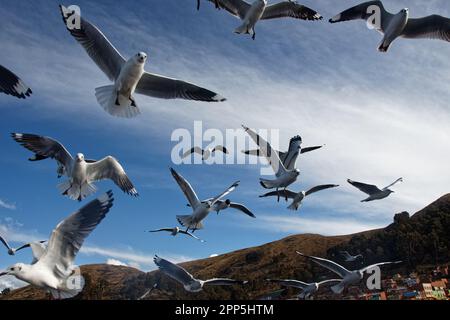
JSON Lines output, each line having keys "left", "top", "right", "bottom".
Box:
{"left": 136, "top": 52, "right": 148, "bottom": 64}
{"left": 294, "top": 169, "right": 301, "bottom": 176}
{"left": 400, "top": 8, "right": 409, "bottom": 15}
{"left": 0, "top": 263, "right": 26, "bottom": 278}
{"left": 76, "top": 153, "right": 85, "bottom": 163}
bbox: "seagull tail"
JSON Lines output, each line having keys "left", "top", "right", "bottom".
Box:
{"left": 176, "top": 215, "right": 204, "bottom": 230}
{"left": 331, "top": 282, "right": 345, "bottom": 294}
{"left": 377, "top": 38, "right": 391, "bottom": 53}
{"left": 287, "top": 202, "right": 299, "bottom": 211}
{"left": 95, "top": 85, "right": 141, "bottom": 118}
{"left": 58, "top": 181, "right": 97, "bottom": 201}
{"left": 234, "top": 23, "right": 249, "bottom": 35}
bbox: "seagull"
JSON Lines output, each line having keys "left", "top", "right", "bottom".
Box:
{"left": 242, "top": 125, "right": 300, "bottom": 192}
{"left": 138, "top": 283, "right": 158, "bottom": 300}
{"left": 198, "top": 0, "right": 322, "bottom": 40}
{"left": 0, "top": 65, "right": 32, "bottom": 99}
{"left": 12, "top": 133, "right": 138, "bottom": 201}
{"left": 148, "top": 227, "right": 205, "bottom": 242}
{"left": 182, "top": 146, "right": 229, "bottom": 161}
{"left": 267, "top": 278, "right": 342, "bottom": 299}
{"left": 0, "top": 192, "right": 114, "bottom": 299}
{"left": 243, "top": 135, "right": 323, "bottom": 171}
{"left": 296, "top": 252, "right": 401, "bottom": 294}
{"left": 0, "top": 234, "right": 46, "bottom": 256}
{"left": 170, "top": 167, "right": 239, "bottom": 232}
{"left": 188, "top": 199, "right": 256, "bottom": 218}
{"left": 340, "top": 251, "right": 363, "bottom": 262}
{"left": 59, "top": 5, "right": 225, "bottom": 118}
{"left": 347, "top": 177, "right": 403, "bottom": 202}
{"left": 329, "top": 1, "right": 450, "bottom": 52}
{"left": 154, "top": 255, "right": 247, "bottom": 293}
{"left": 259, "top": 184, "right": 339, "bottom": 210}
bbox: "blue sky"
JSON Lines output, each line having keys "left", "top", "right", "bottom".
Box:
{"left": 1, "top": 0, "right": 450, "bottom": 288}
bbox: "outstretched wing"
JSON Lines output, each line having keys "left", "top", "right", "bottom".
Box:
{"left": 382, "top": 178, "right": 403, "bottom": 191}
{"left": 261, "top": 2, "right": 322, "bottom": 21}
{"left": 11, "top": 133, "right": 73, "bottom": 169}
{"left": 259, "top": 189, "right": 297, "bottom": 199}
{"left": 329, "top": 1, "right": 393, "bottom": 32}
{"left": 267, "top": 279, "right": 308, "bottom": 289}
{"left": 402, "top": 15, "right": 450, "bottom": 42}
{"left": 136, "top": 72, "right": 225, "bottom": 102}
{"left": 0, "top": 65, "right": 32, "bottom": 99}
{"left": 182, "top": 147, "right": 204, "bottom": 159}
{"left": 87, "top": 157, "right": 138, "bottom": 197}
{"left": 148, "top": 228, "right": 173, "bottom": 233}
{"left": 204, "top": 278, "right": 248, "bottom": 286}
{"left": 0, "top": 234, "right": 12, "bottom": 251}
{"left": 300, "top": 145, "right": 323, "bottom": 154}
{"left": 229, "top": 202, "right": 256, "bottom": 218}
{"left": 296, "top": 251, "right": 350, "bottom": 278}
{"left": 154, "top": 255, "right": 195, "bottom": 286}
{"left": 305, "top": 184, "right": 339, "bottom": 196}
{"left": 211, "top": 181, "right": 239, "bottom": 205}
{"left": 59, "top": 5, "right": 126, "bottom": 81}
{"left": 170, "top": 168, "right": 201, "bottom": 209}
{"left": 36, "top": 192, "right": 114, "bottom": 276}
{"left": 179, "top": 230, "right": 205, "bottom": 242}
{"left": 347, "top": 179, "right": 381, "bottom": 195}
{"left": 360, "top": 261, "right": 402, "bottom": 273}
{"left": 208, "top": 0, "right": 251, "bottom": 19}
{"left": 211, "top": 145, "right": 229, "bottom": 154}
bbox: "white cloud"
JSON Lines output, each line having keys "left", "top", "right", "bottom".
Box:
{"left": 106, "top": 258, "right": 128, "bottom": 267}
{"left": 0, "top": 199, "right": 16, "bottom": 211}
{"left": 0, "top": 276, "right": 27, "bottom": 292}
{"left": 209, "top": 254, "right": 219, "bottom": 258}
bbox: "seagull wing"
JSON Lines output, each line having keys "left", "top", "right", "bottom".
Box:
{"left": 211, "top": 181, "right": 239, "bottom": 205}
{"left": 179, "top": 230, "right": 205, "bottom": 242}
{"left": 329, "top": 1, "right": 393, "bottom": 32}
{"left": 0, "top": 65, "right": 32, "bottom": 99}
{"left": 382, "top": 177, "right": 403, "bottom": 191}
{"left": 182, "top": 147, "right": 204, "bottom": 158}
{"left": 86, "top": 157, "right": 138, "bottom": 197}
{"left": 135, "top": 72, "right": 225, "bottom": 102}
{"left": 148, "top": 228, "right": 173, "bottom": 233}
{"left": 0, "top": 234, "right": 12, "bottom": 251}
{"left": 296, "top": 251, "right": 350, "bottom": 278}
{"left": 170, "top": 168, "right": 201, "bottom": 209}
{"left": 211, "top": 145, "right": 229, "bottom": 154}
{"left": 267, "top": 279, "right": 308, "bottom": 289}
{"left": 204, "top": 278, "right": 247, "bottom": 286}
{"left": 36, "top": 192, "right": 114, "bottom": 276}
{"left": 29, "top": 242, "right": 47, "bottom": 264}
{"left": 347, "top": 179, "right": 381, "bottom": 195}
{"left": 300, "top": 145, "right": 323, "bottom": 154}
{"left": 59, "top": 5, "right": 126, "bottom": 81}
{"left": 242, "top": 125, "right": 287, "bottom": 176}
{"left": 360, "top": 261, "right": 402, "bottom": 273}
{"left": 154, "top": 255, "right": 195, "bottom": 286}
{"left": 305, "top": 184, "right": 339, "bottom": 196}
{"left": 402, "top": 15, "right": 450, "bottom": 42}
{"left": 261, "top": 2, "right": 322, "bottom": 21}
{"left": 210, "top": 0, "right": 251, "bottom": 19}
{"left": 317, "top": 279, "right": 343, "bottom": 286}
{"left": 11, "top": 133, "right": 73, "bottom": 169}
{"left": 229, "top": 202, "right": 256, "bottom": 218}
{"left": 259, "top": 189, "right": 297, "bottom": 199}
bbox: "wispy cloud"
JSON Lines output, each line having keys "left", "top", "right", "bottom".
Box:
{"left": 0, "top": 199, "right": 16, "bottom": 211}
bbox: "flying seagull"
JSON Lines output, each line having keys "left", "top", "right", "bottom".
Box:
{"left": 154, "top": 255, "right": 247, "bottom": 292}
{"left": 198, "top": 0, "right": 322, "bottom": 40}
{"left": 242, "top": 125, "right": 300, "bottom": 192}
{"left": 0, "top": 234, "right": 46, "bottom": 256}
{"left": 59, "top": 5, "right": 225, "bottom": 118}
{"left": 187, "top": 199, "right": 256, "bottom": 218}
{"left": 0, "top": 65, "right": 32, "bottom": 99}
{"left": 138, "top": 283, "right": 159, "bottom": 300}
{"left": 243, "top": 135, "right": 323, "bottom": 171}
{"left": 340, "top": 251, "right": 363, "bottom": 262}
{"left": 329, "top": 1, "right": 450, "bottom": 52}
{"left": 148, "top": 227, "right": 205, "bottom": 242}
{"left": 0, "top": 192, "right": 114, "bottom": 299}
{"left": 12, "top": 133, "right": 138, "bottom": 201}
{"left": 347, "top": 177, "right": 402, "bottom": 202}
{"left": 296, "top": 252, "right": 401, "bottom": 294}
{"left": 170, "top": 167, "right": 239, "bottom": 232}
{"left": 267, "top": 278, "right": 342, "bottom": 299}
{"left": 182, "top": 146, "right": 229, "bottom": 161}
{"left": 259, "top": 184, "right": 339, "bottom": 210}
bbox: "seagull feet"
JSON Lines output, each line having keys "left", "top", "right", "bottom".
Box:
{"left": 252, "top": 31, "right": 256, "bottom": 41}
{"left": 115, "top": 92, "right": 120, "bottom": 106}
{"left": 130, "top": 96, "right": 137, "bottom": 107}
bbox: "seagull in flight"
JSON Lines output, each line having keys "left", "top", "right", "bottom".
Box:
{"left": 154, "top": 255, "right": 247, "bottom": 293}
{"left": 347, "top": 177, "right": 403, "bottom": 202}
{"left": 0, "top": 234, "right": 46, "bottom": 256}
{"left": 187, "top": 199, "right": 256, "bottom": 218}
{"left": 0, "top": 65, "right": 32, "bottom": 99}
{"left": 170, "top": 167, "right": 239, "bottom": 232}
{"left": 0, "top": 192, "right": 114, "bottom": 299}
{"left": 148, "top": 227, "right": 205, "bottom": 242}
{"left": 182, "top": 145, "right": 229, "bottom": 161}
{"left": 198, "top": 0, "right": 322, "bottom": 40}
{"left": 259, "top": 184, "right": 339, "bottom": 210}
{"left": 242, "top": 125, "right": 300, "bottom": 192}
{"left": 340, "top": 251, "right": 363, "bottom": 262}
{"left": 243, "top": 135, "right": 323, "bottom": 171}
{"left": 297, "top": 252, "right": 401, "bottom": 294}
{"left": 329, "top": 1, "right": 450, "bottom": 52}
{"left": 59, "top": 5, "right": 225, "bottom": 118}
{"left": 12, "top": 133, "right": 138, "bottom": 201}
{"left": 267, "top": 278, "right": 342, "bottom": 299}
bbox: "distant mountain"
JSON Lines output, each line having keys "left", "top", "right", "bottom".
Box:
{"left": 2, "top": 194, "right": 449, "bottom": 300}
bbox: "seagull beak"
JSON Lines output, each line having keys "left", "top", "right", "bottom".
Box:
{"left": 0, "top": 271, "right": 8, "bottom": 277}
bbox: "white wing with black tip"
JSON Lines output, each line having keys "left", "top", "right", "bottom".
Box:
{"left": 261, "top": 2, "right": 322, "bottom": 21}
{"left": 0, "top": 65, "right": 32, "bottom": 99}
